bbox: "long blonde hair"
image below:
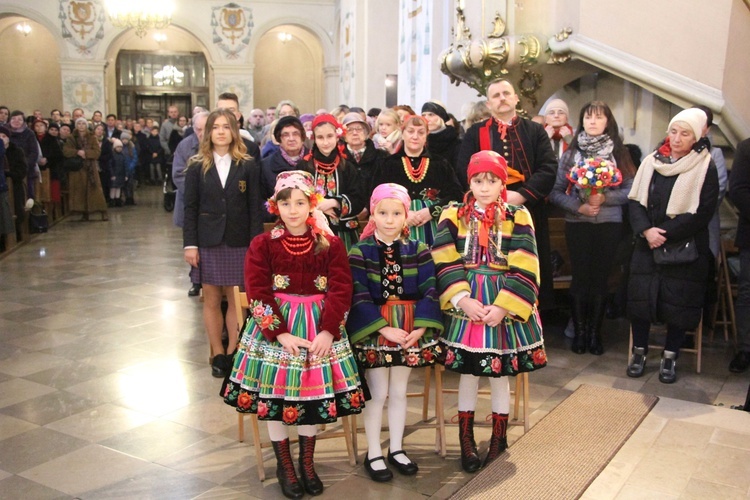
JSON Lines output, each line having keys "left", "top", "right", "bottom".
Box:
{"left": 192, "top": 108, "right": 248, "bottom": 175}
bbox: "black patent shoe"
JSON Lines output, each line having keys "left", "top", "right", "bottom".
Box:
{"left": 571, "top": 334, "right": 587, "bottom": 354}
{"left": 211, "top": 354, "right": 232, "bottom": 378}
{"left": 188, "top": 284, "right": 202, "bottom": 297}
{"left": 658, "top": 351, "right": 677, "bottom": 384}
{"left": 387, "top": 449, "right": 418, "bottom": 475}
{"left": 626, "top": 347, "right": 647, "bottom": 378}
{"left": 729, "top": 351, "right": 750, "bottom": 373}
{"left": 364, "top": 454, "right": 393, "bottom": 482}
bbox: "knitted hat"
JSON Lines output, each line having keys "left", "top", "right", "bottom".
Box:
{"left": 111, "top": 138, "right": 123, "bottom": 149}
{"left": 120, "top": 130, "right": 132, "bottom": 141}
{"left": 299, "top": 113, "right": 315, "bottom": 125}
{"left": 668, "top": 108, "right": 706, "bottom": 141}
{"left": 421, "top": 101, "right": 449, "bottom": 124}
{"left": 48, "top": 123, "right": 60, "bottom": 131}
{"left": 342, "top": 112, "right": 370, "bottom": 135}
{"left": 545, "top": 98, "right": 569, "bottom": 117}
{"left": 273, "top": 116, "right": 305, "bottom": 142}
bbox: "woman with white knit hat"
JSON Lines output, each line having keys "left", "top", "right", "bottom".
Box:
{"left": 625, "top": 108, "right": 719, "bottom": 383}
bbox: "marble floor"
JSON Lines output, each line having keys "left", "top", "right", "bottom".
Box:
{"left": 0, "top": 186, "right": 748, "bottom": 499}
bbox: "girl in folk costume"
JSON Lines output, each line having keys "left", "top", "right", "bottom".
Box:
{"left": 347, "top": 183, "right": 444, "bottom": 482}
{"left": 432, "top": 150, "right": 547, "bottom": 473}
{"left": 300, "top": 113, "right": 365, "bottom": 252}
{"left": 222, "top": 171, "right": 364, "bottom": 499}
{"left": 370, "top": 115, "right": 463, "bottom": 247}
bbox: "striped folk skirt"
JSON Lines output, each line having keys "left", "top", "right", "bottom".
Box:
{"left": 439, "top": 266, "right": 547, "bottom": 377}
{"left": 223, "top": 293, "right": 364, "bottom": 425}
{"left": 353, "top": 299, "right": 441, "bottom": 369}
{"left": 409, "top": 199, "right": 439, "bottom": 247}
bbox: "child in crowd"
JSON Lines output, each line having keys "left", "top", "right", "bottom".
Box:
{"left": 372, "top": 109, "right": 402, "bottom": 155}
{"left": 119, "top": 131, "right": 138, "bottom": 205}
{"left": 109, "top": 139, "right": 127, "bottom": 206}
{"left": 431, "top": 150, "right": 547, "bottom": 472}
{"left": 223, "top": 170, "right": 364, "bottom": 499}
{"left": 347, "top": 183, "right": 443, "bottom": 482}
{"left": 300, "top": 113, "right": 364, "bottom": 252}
{"left": 144, "top": 125, "right": 165, "bottom": 184}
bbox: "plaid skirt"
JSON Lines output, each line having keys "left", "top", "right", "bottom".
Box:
{"left": 189, "top": 243, "right": 246, "bottom": 287}
{"left": 223, "top": 293, "right": 364, "bottom": 425}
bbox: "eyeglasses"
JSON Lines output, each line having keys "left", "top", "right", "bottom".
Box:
{"left": 347, "top": 126, "right": 365, "bottom": 133}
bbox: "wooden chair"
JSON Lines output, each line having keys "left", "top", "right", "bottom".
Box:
{"left": 710, "top": 237, "right": 738, "bottom": 346}
{"left": 628, "top": 314, "right": 703, "bottom": 373}
{"left": 231, "top": 286, "right": 357, "bottom": 481}
{"left": 434, "top": 366, "right": 529, "bottom": 457}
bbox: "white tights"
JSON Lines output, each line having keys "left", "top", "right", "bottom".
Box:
{"left": 267, "top": 421, "right": 317, "bottom": 442}
{"left": 363, "top": 365, "right": 413, "bottom": 469}
{"left": 457, "top": 374, "right": 510, "bottom": 414}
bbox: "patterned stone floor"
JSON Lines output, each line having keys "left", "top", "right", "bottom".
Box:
{"left": 0, "top": 186, "right": 748, "bottom": 499}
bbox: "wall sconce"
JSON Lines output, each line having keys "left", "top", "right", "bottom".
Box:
{"left": 16, "top": 22, "right": 32, "bottom": 36}
{"left": 153, "top": 32, "right": 167, "bottom": 43}
{"left": 277, "top": 32, "right": 292, "bottom": 43}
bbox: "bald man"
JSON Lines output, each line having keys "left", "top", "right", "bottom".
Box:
{"left": 246, "top": 108, "right": 265, "bottom": 143}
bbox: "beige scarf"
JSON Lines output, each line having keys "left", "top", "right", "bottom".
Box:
{"left": 628, "top": 149, "right": 711, "bottom": 217}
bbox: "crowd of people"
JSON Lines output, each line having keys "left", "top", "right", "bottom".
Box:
{"left": 3, "top": 77, "right": 749, "bottom": 498}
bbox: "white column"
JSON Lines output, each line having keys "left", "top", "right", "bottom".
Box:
{"left": 323, "top": 65, "right": 340, "bottom": 111}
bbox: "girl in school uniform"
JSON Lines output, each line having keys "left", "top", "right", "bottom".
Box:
{"left": 347, "top": 183, "right": 444, "bottom": 482}
{"left": 431, "top": 150, "right": 547, "bottom": 472}
{"left": 222, "top": 170, "right": 364, "bottom": 499}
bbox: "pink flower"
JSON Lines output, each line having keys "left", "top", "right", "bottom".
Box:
{"left": 257, "top": 401, "right": 269, "bottom": 417}
{"left": 445, "top": 349, "right": 455, "bottom": 365}
{"left": 491, "top": 357, "right": 502, "bottom": 373}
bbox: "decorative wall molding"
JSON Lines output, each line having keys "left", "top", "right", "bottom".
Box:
{"left": 59, "top": 0, "right": 106, "bottom": 57}
{"left": 211, "top": 2, "right": 254, "bottom": 60}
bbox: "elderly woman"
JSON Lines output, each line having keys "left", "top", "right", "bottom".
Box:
{"left": 626, "top": 108, "right": 718, "bottom": 383}
{"left": 63, "top": 117, "right": 108, "bottom": 221}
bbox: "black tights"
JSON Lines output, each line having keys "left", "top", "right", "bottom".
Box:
{"left": 631, "top": 317, "right": 685, "bottom": 355}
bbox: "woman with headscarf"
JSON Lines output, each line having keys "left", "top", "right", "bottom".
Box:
{"left": 63, "top": 117, "right": 108, "bottom": 221}
{"left": 625, "top": 108, "right": 719, "bottom": 383}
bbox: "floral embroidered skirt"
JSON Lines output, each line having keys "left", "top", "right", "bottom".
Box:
{"left": 409, "top": 199, "right": 439, "bottom": 247}
{"left": 223, "top": 293, "right": 365, "bottom": 425}
{"left": 439, "top": 267, "right": 547, "bottom": 377}
{"left": 353, "top": 299, "right": 441, "bottom": 369}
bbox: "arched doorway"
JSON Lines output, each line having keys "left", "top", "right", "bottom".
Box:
{"left": 0, "top": 16, "right": 62, "bottom": 114}
{"left": 104, "top": 25, "right": 212, "bottom": 121}
{"left": 253, "top": 25, "right": 324, "bottom": 113}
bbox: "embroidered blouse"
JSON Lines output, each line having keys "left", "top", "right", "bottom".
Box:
{"left": 244, "top": 226, "right": 353, "bottom": 341}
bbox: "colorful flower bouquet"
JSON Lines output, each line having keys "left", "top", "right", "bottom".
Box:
{"left": 566, "top": 157, "right": 622, "bottom": 200}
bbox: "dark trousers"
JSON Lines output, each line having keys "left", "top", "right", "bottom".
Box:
{"left": 565, "top": 221, "right": 623, "bottom": 298}
{"left": 736, "top": 249, "right": 750, "bottom": 351}
{"left": 631, "top": 317, "right": 686, "bottom": 355}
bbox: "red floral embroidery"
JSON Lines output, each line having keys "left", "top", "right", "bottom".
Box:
{"left": 282, "top": 406, "right": 299, "bottom": 424}
{"left": 257, "top": 401, "right": 269, "bottom": 418}
{"left": 327, "top": 402, "right": 337, "bottom": 418}
{"left": 405, "top": 353, "right": 419, "bottom": 366}
{"left": 260, "top": 316, "right": 275, "bottom": 329}
{"left": 445, "top": 349, "right": 455, "bottom": 365}
{"left": 365, "top": 350, "right": 378, "bottom": 364}
{"left": 349, "top": 392, "right": 363, "bottom": 409}
{"left": 511, "top": 357, "right": 518, "bottom": 371}
{"left": 532, "top": 349, "right": 547, "bottom": 365}
{"left": 491, "top": 357, "right": 502, "bottom": 373}
{"left": 422, "top": 349, "right": 434, "bottom": 362}
{"left": 237, "top": 392, "right": 251, "bottom": 410}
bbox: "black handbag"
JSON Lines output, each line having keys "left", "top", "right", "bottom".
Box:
{"left": 63, "top": 156, "right": 84, "bottom": 172}
{"left": 653, "top": 238, "right": 698, "bottom": 265}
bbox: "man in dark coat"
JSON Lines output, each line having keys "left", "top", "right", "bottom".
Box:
{"left": 729, "top": 137, "right": 750, "bottom": 373}
{"left": 457, "top": 79, "right": 558, "bottom": 310}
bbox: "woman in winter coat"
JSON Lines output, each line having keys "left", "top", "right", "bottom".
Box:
{"left": 63, "top": 118, "right": 108, "bottom": 221}
{"left": 549, "top": 101, "right": 635, "bottom": 355}
{"left": 625, "top": 108, "right": 718, "bottom": 383}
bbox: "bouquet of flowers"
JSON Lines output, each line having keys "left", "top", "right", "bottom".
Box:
{"left": 566, "top": 157, "right": 622, "bottom": 200}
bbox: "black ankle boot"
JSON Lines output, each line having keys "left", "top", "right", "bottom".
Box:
{"left": 570, "top": 295, "right": 588, "bottom": 354}
{"left": 272, "top": 438, "right": 304, "bottom": 499}
{"left": 587, "top": 295, "right": 607, "bottom": 355}
{"left": 457, "top": 410, "right": 481, "bottom": 473}
{"left": 483, "top": 412, "right": 508, "bottom": 467}
{"left": 298, "top": 435, "right": 323, "bottom": 496}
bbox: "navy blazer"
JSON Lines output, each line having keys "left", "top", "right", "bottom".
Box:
{"left": 183, "top": 157, "right": 264, "bottom": 248}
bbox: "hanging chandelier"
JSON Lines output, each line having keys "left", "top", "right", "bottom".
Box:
{"left": 154, "top": 65, "right": 184, "bottom": 86}
{"left": 106, "top": 0, "right": 174, "bottom": 38}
